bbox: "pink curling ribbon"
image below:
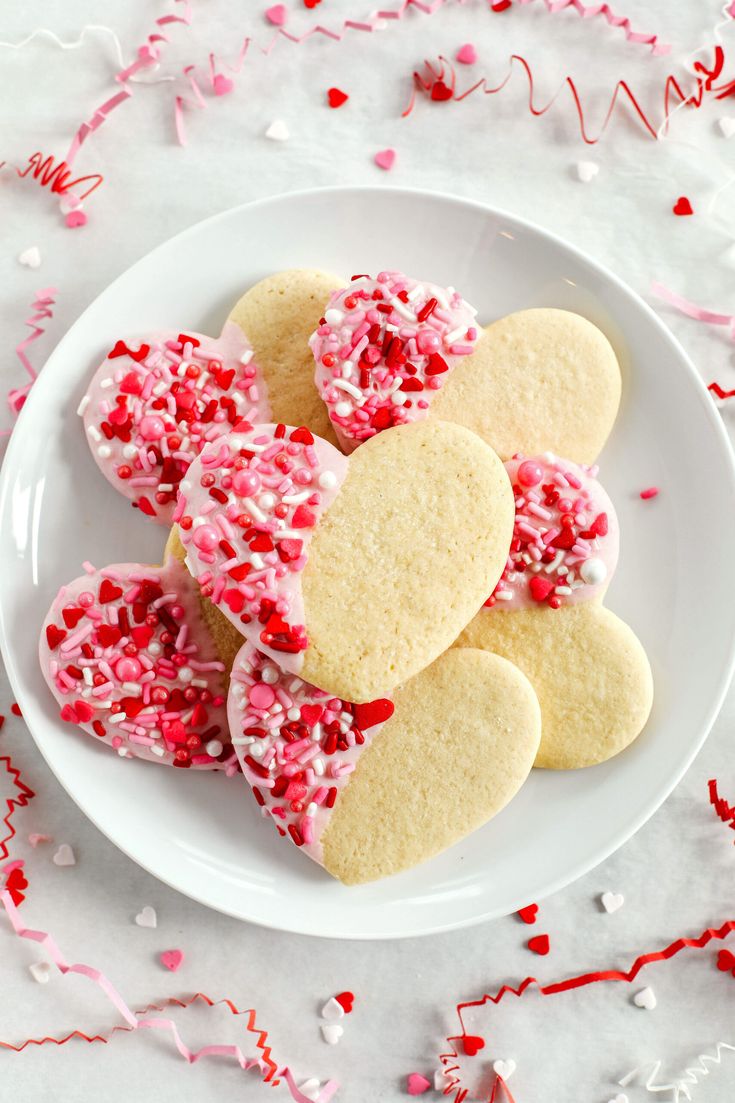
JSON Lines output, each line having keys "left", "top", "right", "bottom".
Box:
{"left": 5, "top": 287, "right": 57, "bottom": 427}
{"left": 652, "top": 281, "right": 735, "bottom": 336}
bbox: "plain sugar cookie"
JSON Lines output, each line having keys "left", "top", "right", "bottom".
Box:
{"left": 228, "top": 269, "right": 345, "bottom": 446}
{"left": 430, "top": 308, "right": 621, "bottom": 464}
{"left": 228, "top": 644, "right": 541, "bottom": 883}
{"left": 458, "top": 603, "right": 653, "bottom": 769}
{"left": 177, "top": 419, "right": 514, "bottom": 702}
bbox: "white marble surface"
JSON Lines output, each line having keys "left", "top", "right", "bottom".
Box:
{"left": 1, "top": 1, "right": 734, "bottom": 1100}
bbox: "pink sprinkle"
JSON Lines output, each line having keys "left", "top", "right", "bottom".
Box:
{"left": 249, "top": 683, "right": 276, "bottom": 710}
{"left": 65, "top": 210, "right": 87, "bottom": 229}
{"left": 374, "top": 148, "right": 396, "bottom": 171}
{"left": 407, "top": 1073, "right": 432, "bottom": 1095}
{"left": 456, "top": 43, "right": 478, "bottom": 65}
{"left": 212, "top": 73, "right": 234, "bottom": 96}
{"left": 265, "top": 4, "right": 287, "bottom": 26}
{"left": 160, "top": 948, "right": 184, "bottom": 972}
{"left": 640, "top": 486, "right": 660, "bottom": 500}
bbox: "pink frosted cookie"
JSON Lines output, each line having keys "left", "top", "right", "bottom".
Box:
{"left": 486, "top": 454, "right": 619, "bottom": 611}
{"left": 79, "top": 324, "right": 269, "bottom": 525}
{"left": 310, "top": 271, "right": 478, "bottom": 450}
{"left": 40, "top": 555, "right": 236, "bottom": 770}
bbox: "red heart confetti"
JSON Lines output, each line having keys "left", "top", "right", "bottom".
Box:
{"left": 673, "top": 196, "right": 694, "bottom": 216}
{"left": 335, "top": 990, "right": 354, "bottom": 1013}
{"left": 716, "top": 948, "right": 735, "bottom": 974}
{"left": 461, "top": 1035, "right": 485, "bottom": 1057}
{"left": 430, "top": 80, "right": 453, "bottom": 102}
{"left": 528, "top": 934, "right": 551, "bottom": 956}
{"left": 10, "top": 704, "right": 22, "bottom": 718}
{"left": 327, "top": 87, "right": 349, "bottom": 108}
{"left": 491, "top": 0, "right": 513, "bottom": 9}
{"left": 518, "top": 903, "right": 538, "bottom": 924}
{"left": 352, "top": 700, "right": 395, "bottom": 730}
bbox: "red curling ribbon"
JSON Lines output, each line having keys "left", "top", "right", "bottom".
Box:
{"left": 0, "top": 756, "right": 35, "bottom": 862}
{"left": 403, "top": 47, "right": 735, "bottom": 144}
{"left": 709, "top": 778, "right": 735, "bottom": 832}
{"left": 16, "top": 152, "right": 103, "bottom": 202}
{"left": 440, "top": 921, "right": 735, "bottom": 1100}
{"left": 0, "top": 891, "right": 338, "bottom": 1102}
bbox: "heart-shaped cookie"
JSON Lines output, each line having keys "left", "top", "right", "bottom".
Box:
{"left": 310, "top": 271, "right": 478, "bottom": 452}
{"left": 177, "top": 419, "right": 514, "bottom": 701}
{"left": 80, "top": 325, "right": 269, "bottom": 526}
{"left": 39, "top": 551, "right": 235, "bottom": 769}
{"left": 228, "top": 644, "right": 541, "bottom": 882}
{"left": 228, "top": 269, "right": 344, "bottom": 446}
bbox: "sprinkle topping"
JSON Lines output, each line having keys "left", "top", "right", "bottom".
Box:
{"left": 486, "top": 454, "right": 619, "bottom": 611}
{"left": 40, "top": 558, "right": 233, "bottom": 770}
{"left": 177, "top": 424, "right": 348, "bottom": 673}
{"left": 310, "top": 271, "right": 478, "bottom": 450}
{"left": 81, "top": 322, "right": 269, "bottom": 525}
{"left": 227, "top": 642, "right": 394, "bottom": 861}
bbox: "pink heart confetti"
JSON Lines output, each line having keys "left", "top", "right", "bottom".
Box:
{"left": 213, "top": 73, "right": 234, "bottom": 96}
{"left": 407, "top": 1073, "right": 431, "bottom": 1095}
{"left": 65, "top": 210, "right": 87, "bottom": 229}
{"left": 160, "top": 948, "right": 184, "bottom": 972}
{"left": 374, "top": 148, "right": 396, "bottom": 171}
{"left": 456, "top": 43, "right": 477, "bottom": 65}
{"left": 265, "top": 4, "right": 287, "bottom": 25}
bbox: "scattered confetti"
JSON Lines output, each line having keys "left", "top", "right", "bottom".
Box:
{"left": 52, "top": 844, "right": 76, "bottom": 867}
{"left": 334, "top": 991, "right": 354, "bottom": 1013}
{"left": 716, "top": 949, "right": 735, "bottom": 975}
{"left": 17, "top": 247, "right": 41, "bottom": 269}
{"left": 265, "top": 4, "right": 288, "bottom": 25}
{"left": 639, "top": 487, "right": 659, "bottom": 500}
{"left": 673, "top": 196, "right": 694, "bottom": 216}
{"left": 601, "top": 891, "right": 625, "bottom": 913}
{"left": 265, "top": 119, "right": 290, "bottom": 141}
{"left": 65, "top": 209, "right": 87, "bottom": 229}
{"left": 717, "top": 116, "right": 735, "bottom": 137}
{"left": 320, "top": 997, "right": 344, "bottom": 1021}
{"left": 461, "top": 1035, "right": 485, "bottom": 1056}
{"left": 28, "top": 833, "right": 52, "bottom": 848}
{"left": 406, "top": 1073, "right": 431, "bottom": 1095}
{"left": 633, "top": 985, "right": 657, "bottom": 1010}
{"left": 527, "top": 934, "right": 550, "bottom": 955}
{"left": 374, "top": 148, "right": 396, "bottom": 171}
{"left": 492, "top": 1059, "right": 516, "bottom": 1080}
{"left": 327, "top": 87, "right": 348, "bottom": 108}
{"left": 576, "top": 160, "right": 599, "bottom": 182}
{"left": 10, "top": 704, "right": 22, "bottom": 717}
{"left": 3, "top": 863, "right": 28, "bottom": 905}
{"left": 517, "top": 904, "right": 538, "bottom": 924}
{"left": 135, "top": 906, "right": 157, "bottom": 929}
{"left": 28, "top": 961, "right": 52, "bottom": 984}
{"left": 456, "top": 43, "right": 477, "bottom": 64}
{"left": 320, "top": 1023, "right": 343, "bottom": 1046}
{"left": 491, "top": 0, "right": 512, "bottom": 10}
{"left": 160, "top": 948, "right": 184, "bottom": 972}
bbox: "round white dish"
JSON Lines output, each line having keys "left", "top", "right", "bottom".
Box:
{"left": 1, "top": 186, "right": 734, "bottom": 939}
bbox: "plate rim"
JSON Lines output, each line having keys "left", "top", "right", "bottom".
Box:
{"left": 2, "top": 184, "right": 735, "bottom": 940}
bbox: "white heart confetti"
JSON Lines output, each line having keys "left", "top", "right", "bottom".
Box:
{"left": 493, "top": 1059, "right": 516, "bottom": 1081}
{"left": 320, "top": 1023, "right": 343, "bottom": 1046}
{"left": 601, "top": 891, "right": 625, "bottom": 914}
{"left": 52, "top": 843, "right": 76, "bottom": 866}
{"left": 434, "top": 1069, "right": 449, "bottom": 1091}
{"left": 135, "top": 906, "right": 157, "bottom": 929}
{"left": 576, "top": 160, "right": 599, "bottom": 183}
{"left": 265, "top": 119, "right": 289, "bottom": 142}
{"left": 298, "top": 1080, "right": 322, "bottom": 1101}
{"left": 717, "top": 116, "right": 735, "bottom": 138}
{"left": 633, "top": 986, "right": 657, "bottom": 1010}
{"left": 608, "top": 1095, "right": 629, "bottom": 1103}
{"left": 29, "top": 961, "right": 51, "bottom": 984}
{"left": 320, "top": 996, "right": 345, "bottom": 1021}
{"left": 18, "top": 246, "right": 41, "bottom": 269}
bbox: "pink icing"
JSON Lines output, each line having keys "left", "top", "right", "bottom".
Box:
{"left": 176, "top": 424, "right": 349, "bottom": 673}
{"left": 310, "top": 271, "right": 478, "bottom": 451}
{"left": 39, "top": 557, "right": 235, "bottom": 770}
{"left": 227, "top": 642, "right": 394, "bottom": 864}
{"left": 486, "top": 454, "right": 619, "bottom": 611}
{"left": 80, "top": 322, "right": 270, "bottom": 526}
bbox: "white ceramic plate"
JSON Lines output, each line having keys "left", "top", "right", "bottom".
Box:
{"left": 2, "top": 187, "right": 734, "bottom": 939}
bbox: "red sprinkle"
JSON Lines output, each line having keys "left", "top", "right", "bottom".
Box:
{"left": 639, "top": 487, "right": 660, "bottom": 500}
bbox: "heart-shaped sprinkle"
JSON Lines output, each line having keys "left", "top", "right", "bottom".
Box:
{"left": 492, "top": 1059, "right": 516, "bottom": 1081}
{"left": 576, "top": 160, "right": 599, "bottom": 183}
{"left": 716, "top": 948, "right": 735, "bottom": 973}
{"left": 601, "top": 891, "right": 624, "bottom": 914}
{"left": 335, "top": 990, "right": 354, "bottom": 1013}
{"left": 179, "top": 425, "right": 348, "bottom": 673}
{"left": 160, "top": 948, "right": 184, "bottom": 972}
{"left": 81, "top": 323, "right": 267, "bottom": 526}
{"left": 320, "top": 1023, "right": 343, "bottom": 1045}
{"left": 4, "top": 866, "right": 28, "bottom": 905}
{"left": 517, "top": 903, "right": 538, "bottom": 924}
{"left": 229, "top": 643, "right": 394, "bottom": 852}
{"left": 320, "top": 996, "right": 345, "bottom": 1020}
{"left": 65, "top": 210, "right": 87, "bottom": 229}
{"left": 265, "top": 119, "right": 290, "bottom": 141}
{"left": 456, "top": 43, "right": 477, "bottom": 64}
{"left": 135, "top": 905, "right": 157, "bottom": 928}
{"left": 407, "top": 1073, "right": 431, "bottom": 1095}
{"left": 213, "top": 73, "right": 234, "bottom": 96}
{"left": 265, "top": 4, "right": 287, "bottom": 25}
{"left": 717, "top": 116, "right": 735, "bottom": 138}
{"left": 434, "top": 1070, "right": 449, "bottom": 1091}
{"left": 673, "top": 196, "right": 693, "bottom": 216}
{"left": 28, "top": 833, "right": 52, "bottom": 848}
{"left": 311, "top": 272, "right": 478, "bottom": 448}
{"left": 18, "top": 246, "right": 41, "bottom": 269}
{"left": 486, "top": 455, "right": 618, "bottom": 611}
{"left": 633, "top": 985, "right": 656, "bottom": 1010}
{"left": 327, "top": 87, "right": 349, "bottom": 108}
{"left": 29, "top": 961, "right": 52, "bottom": 984}
{"left": 430, "top": 80, "right": 453, "bottom": 102}
{"left": 40, "top": 558, "right": 232, "bottom": 770}
{"left": 53, "top": 843, "right": 76, "bottom": 866}
{"left": 374, "top": 148, "right": 396, "bottom": 171}
{"left": 461, "top": 1035, "right": 485, "bottom": 1057}
{"left": 528, "top": 933, "right": 550, "bottom": 955}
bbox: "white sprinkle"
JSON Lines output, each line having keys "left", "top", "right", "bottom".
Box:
{"left": 87, "top": 425, "right": 102, "bottom": 442}
{"left": 240, "top": 348, "right": 254, "bottom": 365}
{"left": 123, "top": 443, "right": 137, "bottom": 459}
{"left": 135, "top": 905, "right": 157, "bottom": 928}
{"left": 492, "top": 1059, "right": 516, "bottom": 1081}
{"left": 318, "top": 471, "right": 337, "bottom": 489}
{"left": 717, "top": 116, "right": 735, "bottom": 138}
{"left": 177, "top": 666, "right": 194, "bottom": 683}
{"left": 576, "top": 160, "right": 599, "bottom": 183}
{"left": 261, "top": 665, "right": 279, "bottom": 684}
{"left": 335, "top": 401, "right": 352, "bottom": 417}
{"left": 52, "top": 843, "right": 76, "bottom": 867}
{"left": 206, "top": 739, "right": 223, "bottom": 757}
{"left": 324, "top": 308, "right": 344, "bottom": 326}
{"left": 76, "top": 395, "right": 90, "bottom": 417}
{"left": 98, "top": 377, "right": 113, "bottom": 389}
{"left": 333, "top": 378, "right": 364, "bottom": 401}
{"left": 313, "top": 757, "right": 324, "bottom": 775}
{"left": 321, "top": 996, "right": 344, "bottom": 1021}
{"left": 249, "top": 743, "right": 264, "bottom": 759}
{"left": 494, "top": 589, "right": 514, "bottom": 601}
{"left": 601, "top": 891, "right": 625, "bottom": 914}
{"left": 18, "top": 245, "right": 42, "bottom": 269}
{"left": 29, "top": 961, "right": 52, "bottom": 984}
{"left": 243, "top": 498, "right": 267, "bottom": 523}
{"left": 391, "top": 391, "right": 407, "bottom": 406}
{"left": 580, "top": 557, "right": 607, "bottom": 585}
{"left": 265, "top": 119, "right": 289, "bottom": 141}
{"left": 341, "top": 360, "right": 355, "bottom": 378}
{"left": 320, "top": 1023, "right": 343, "bottom": 1046}
{"left": 287, "top": 708, "right": 301, "bottom": 721}
{"left": 633, "top": 986, "right": 657, "bottom": 1010}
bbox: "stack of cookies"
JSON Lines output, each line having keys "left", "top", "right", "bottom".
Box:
{"left": 40, "top": 268, "right": 653, "bottom": 884}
